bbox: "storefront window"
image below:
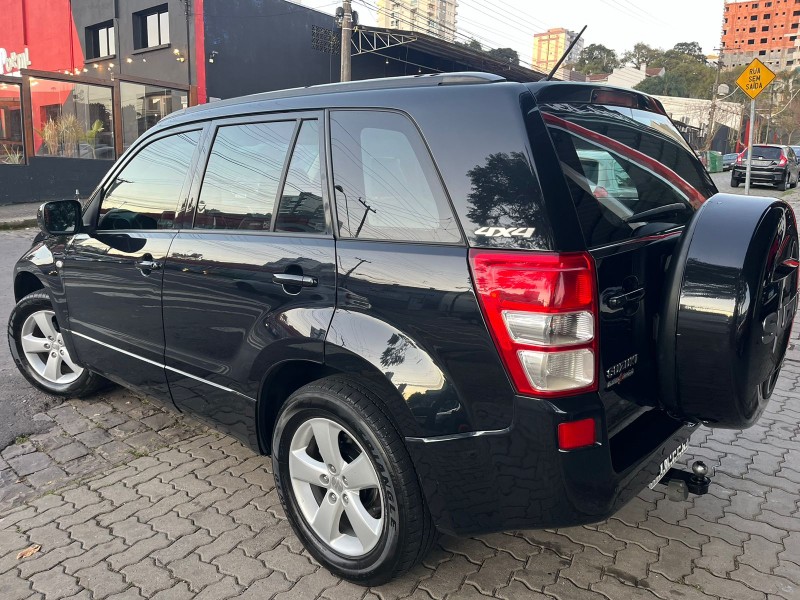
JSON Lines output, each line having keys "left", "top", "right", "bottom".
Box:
{"left": 0, "top": 82, "right": 24, "bottom": 164}
{"left": 121, "top": 82, "right": 188, "bottom": 150}
{"left": 30, "top": 78, "right": 114, "bottom": 160}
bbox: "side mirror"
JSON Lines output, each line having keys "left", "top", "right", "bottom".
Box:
{"left": 37, "top": 200, "right": 82, "bottom": 236}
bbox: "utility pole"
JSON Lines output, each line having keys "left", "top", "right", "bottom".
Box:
{"left": 705, "top": 46, "right": 724, "bottom": 151}
{"left": 340, "top": 0, "right": 352, "bottom": 82}
{"left": 764, "top": 84, "right": 776, "bottom": 143}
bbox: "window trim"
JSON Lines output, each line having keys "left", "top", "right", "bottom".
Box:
{"left": 184, "top": 110, "right": 332, "bottom": 236}
{"left": 86, "top": 20, "right": 116, "bottom": 60}
{"left": 133, "top": 4, "right": 170, "bottom": 50}
{"left": 325, "top": 107, "right": 465, "bottom": 246}
{"left": 89, "top": 123, "right": 206, "bottom": 233}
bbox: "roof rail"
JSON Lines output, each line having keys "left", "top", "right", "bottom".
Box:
{"left": 166, "top": 72, "right": 507, "bottom": 120}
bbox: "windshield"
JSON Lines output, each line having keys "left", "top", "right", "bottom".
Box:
{"left": 540, "top": 103, "right": 716, "bottom": 248}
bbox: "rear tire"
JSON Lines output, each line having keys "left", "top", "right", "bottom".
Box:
{"left": 778, "top": 173, "right": 788, "bottom": 191}
{"left": 272, "top": 376, "right": 436, "bottom": 585}
{"left": 792, "top": 173, "right": 798, "bottom": 189}
{"left": 731, "top": 174, "right": 740, "bottom": 188}
{"left": 8, "top": 291, "right": 108, "bottom": 397}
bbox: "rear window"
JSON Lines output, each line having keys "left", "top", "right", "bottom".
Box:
{"left": 751, "top": 146, "right": 782, "bottom": 160}
{"left": 541, "top": 103, "right": 716, "bottom": 248}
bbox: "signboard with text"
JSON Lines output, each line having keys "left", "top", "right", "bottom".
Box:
{"left": 736, "top": 58, "right": 776, "bottom": 99}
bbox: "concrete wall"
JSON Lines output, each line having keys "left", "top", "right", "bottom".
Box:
{"left": 70, "top": 0, "right": 191, "bottom": 85}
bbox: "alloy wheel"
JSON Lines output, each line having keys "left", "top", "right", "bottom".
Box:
{"left": 288, "top": 417, "right": 384, "bottom": 557}
{"left": 20, "top": 310, "right": 83, "bottom": 385}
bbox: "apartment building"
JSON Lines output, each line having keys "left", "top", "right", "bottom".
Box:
{"left": 721, "top": 0, "right": 800, "bottom": 70}
{"left": 532, "top": 28, "right": 584, "bottom": 75}
{"left": 377, "top": 0, "right": 458, "bottom": 42}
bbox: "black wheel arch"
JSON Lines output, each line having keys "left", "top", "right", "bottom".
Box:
{"left": 256, "top": 357, "right": 420, "bottom": 456}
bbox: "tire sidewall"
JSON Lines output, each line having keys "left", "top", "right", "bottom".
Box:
{"left": 8, "top": 292, "right": 87, "bottom": 396}
{"left": 272, "top": 389, "right": 403, "bottom": 580}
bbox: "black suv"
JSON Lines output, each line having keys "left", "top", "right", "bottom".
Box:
{"left": 731, "top": 143, "right": 800, "bottom": 190}
{"left": 9, "top": 74, "right": 798, "bottom": 585}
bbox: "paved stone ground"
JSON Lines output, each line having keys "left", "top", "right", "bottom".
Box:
{"left": 0, "top": 185, "right": 798, "bottom": 599}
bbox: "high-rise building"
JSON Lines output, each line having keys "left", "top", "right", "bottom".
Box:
{"left": 721, "top": 0, "right": 800, "bottom": 70}
{"left": 376, "top": 0, "right": 458, "bottom": 43}
{"left": 532, "top": 28, "right": 584, "bottom": 76}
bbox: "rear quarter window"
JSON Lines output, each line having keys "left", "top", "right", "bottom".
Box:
{"left": 541, "top": 103, "right": 717, "bottom": 248}
{"left": 329, "top": 110, "right": 461, "bottom": 244}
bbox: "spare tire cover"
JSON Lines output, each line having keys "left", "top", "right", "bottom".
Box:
{"left": 659, "top": 193, "right": 798, "bottom": 429}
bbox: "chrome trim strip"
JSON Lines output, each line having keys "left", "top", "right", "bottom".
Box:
{"left": 72, "top": 331, "right": 254, "bottom": 401}
{"left": 405, "top": 426, "right": 512, "bottom": 444}
{"left": 166, "top": 364, "right": 253, "bottom": 400}
{"left": 72, "top": 331, "right": 163, "bottom": 368}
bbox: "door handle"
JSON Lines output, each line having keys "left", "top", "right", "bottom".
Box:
{"left": 606, "top": 287, "right": 645, "bottom": 309}
{"left": 135, "top": 259, "right": 162, "bottom": 272}
{"left": 273, "top": 273, "right": 317, "bottom": 287}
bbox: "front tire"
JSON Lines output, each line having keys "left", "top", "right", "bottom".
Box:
{"left": 272, "top": 376, "right": 435, "bottom": 585}
{"left": 8, "top": 291, "right": 107, "bottom": 397}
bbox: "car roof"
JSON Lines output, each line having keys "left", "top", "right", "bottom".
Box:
{"left": 157, "top": 71, "right": 668, "bottom": 131}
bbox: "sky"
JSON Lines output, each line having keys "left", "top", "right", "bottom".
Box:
{"left": 295, "top": 0, "right": 727, "bottom": 68}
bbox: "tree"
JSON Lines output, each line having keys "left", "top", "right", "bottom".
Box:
{"left": 672, "top": 42, "right": 706, "bottom": 63}
{"left": 456, "top": 38, "right": 483, "bottom": 52}
{"left": 622, "top": 43, "right": 663, "bottom": 68}
{"left": 486, "top": 47, "right": 519, "bottom": 64}
{"left": 575, "top": 44, "right": 619, "bottom": 74}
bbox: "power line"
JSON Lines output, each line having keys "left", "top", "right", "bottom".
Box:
{"left": 359, "top": 0, "right": 537, "bottom": 68}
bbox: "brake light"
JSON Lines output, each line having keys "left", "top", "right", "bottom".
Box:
{"left": 779, "top": 155, "right": 788, "bottom": 167}
{"left": 469, "top": 250, "right": 598, "bottom": 397}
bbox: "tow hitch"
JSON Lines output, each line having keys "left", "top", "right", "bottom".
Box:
{"left": 656, "top": 461, "right": 711, "bottom": 502}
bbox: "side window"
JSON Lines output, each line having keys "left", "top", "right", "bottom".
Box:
{"left": 275, "top": 120, "right": 325, "bottom": 233}
{"left": 330, "top": 110, "right": 460, "bottom": 243}
{"left": 98, "top": 130, "right": 200, "bottom": 231}
{"left": 195, "top": 121, "right": 295, "bottom": 230}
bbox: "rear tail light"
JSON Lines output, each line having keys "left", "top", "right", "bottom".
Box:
{"left": 779, "top": 155, "right": 788, "bottom": 167}
{"left": 469, "top": 250, "right": 599, "bottom": 397}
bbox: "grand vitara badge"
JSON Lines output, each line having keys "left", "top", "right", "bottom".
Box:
{"left": 474, "top": 227, "right": 536, "bottom": 238}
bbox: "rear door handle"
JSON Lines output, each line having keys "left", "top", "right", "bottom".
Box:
{"left": 606, "top": 287, "right": 645, "bottom": 309}
{"left": 135, "top": 259, "right": 162, "bottom": 272}
{"left": 273, "top": 273, "right": 317, "bottom": 287}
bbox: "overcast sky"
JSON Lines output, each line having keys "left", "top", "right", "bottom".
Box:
{"left": 295, "top": 0, "right": 726, "bottom": 67}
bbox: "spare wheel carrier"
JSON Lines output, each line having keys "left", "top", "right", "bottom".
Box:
{"left": 658, "top": 193, "right": 799, "bottom": 429}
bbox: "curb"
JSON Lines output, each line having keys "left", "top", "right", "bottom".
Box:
{"left": 0, "top": 218, "right": 37, "bottom": 231}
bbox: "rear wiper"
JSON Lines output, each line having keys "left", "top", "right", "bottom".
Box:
{"left": 624, "top": 203, "right": 689, "bottom": 223}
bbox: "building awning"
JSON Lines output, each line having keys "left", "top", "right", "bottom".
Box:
{"left": 353, "top": 26, "right": 547, "bottom": 83}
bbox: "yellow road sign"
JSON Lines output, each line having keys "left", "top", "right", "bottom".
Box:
{"left": 736, "top": 58, "right": 776, "bottom": 99}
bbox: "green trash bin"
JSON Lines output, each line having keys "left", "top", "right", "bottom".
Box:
{"left": 706, "top": 151, "right": 723, "bottom": 173}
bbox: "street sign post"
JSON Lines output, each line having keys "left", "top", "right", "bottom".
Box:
{"left": 736, "top": 58, "right": 776, "bottom": 195}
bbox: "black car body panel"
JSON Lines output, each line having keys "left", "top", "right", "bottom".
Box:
{"left": 12, "top": 73, "right": 793, "bottom": 538}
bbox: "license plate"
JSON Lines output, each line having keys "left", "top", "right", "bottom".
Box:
{"left": 648, "top": 440, "right": 689, "bottom": 489}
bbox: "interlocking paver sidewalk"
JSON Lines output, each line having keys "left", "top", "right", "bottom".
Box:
{"left": 0, "top": 195, "right": 798, "bottom": 598}
{"left": 0, "top": 373, "right": 797, "bottom": 600}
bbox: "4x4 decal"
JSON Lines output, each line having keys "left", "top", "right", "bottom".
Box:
{"left": 474, "top": 226, "right": 536, "bottom": 239}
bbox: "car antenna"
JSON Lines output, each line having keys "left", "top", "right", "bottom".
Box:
{"left": 544, "top": 25, "right": 587, "bottom": 81}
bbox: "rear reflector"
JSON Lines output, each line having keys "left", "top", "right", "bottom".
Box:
{"left": 469, "top": 250, "right": 598, "bottom": 397}
{"left": 558, "top": 418, "right": 597, "bottom": 450}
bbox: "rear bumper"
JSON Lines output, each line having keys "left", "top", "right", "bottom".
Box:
{"left": 731, "top": 167, "right": 786, "bottom": 183}
{"left": 405, "top": 395, "right": 694, "bottom": 536}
